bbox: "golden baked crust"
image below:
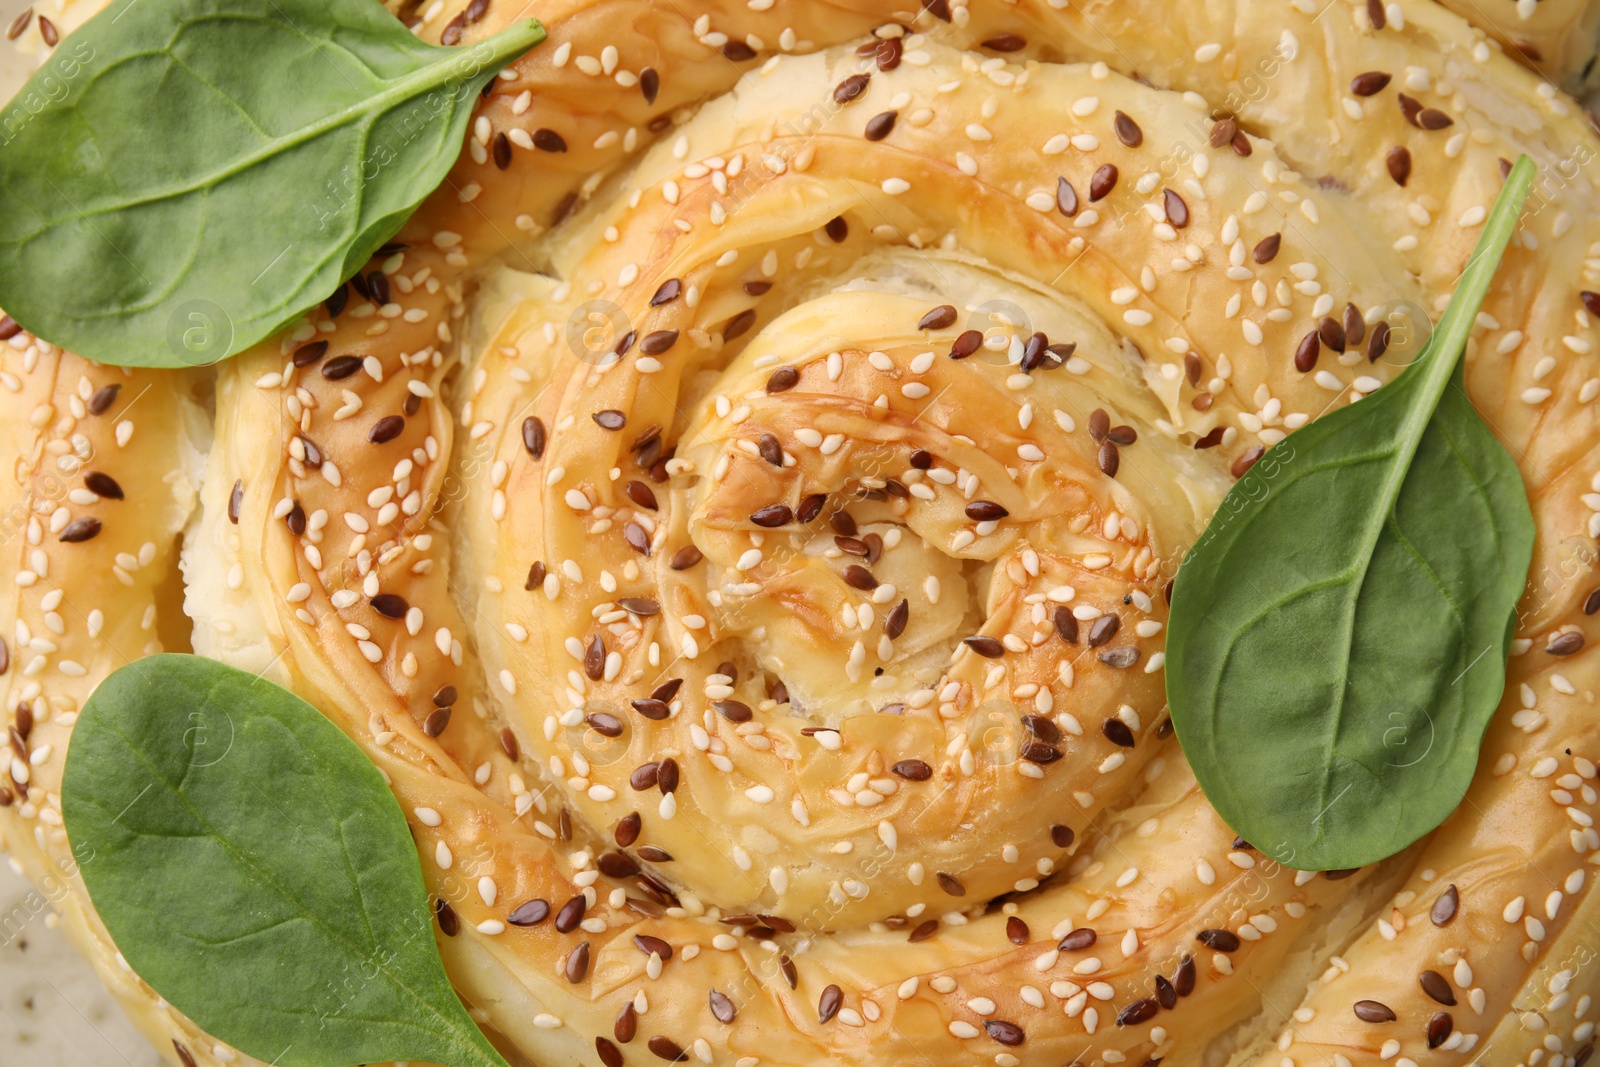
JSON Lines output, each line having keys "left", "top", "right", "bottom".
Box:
{"left": 1431, "top": 0, "right": 1600, "bottom": 89}
{"left": 6, "top": 1, "right": 1600, "bottom": 1066}
{"left": 0, "top": 347, "right": 212, "bottom": 1062}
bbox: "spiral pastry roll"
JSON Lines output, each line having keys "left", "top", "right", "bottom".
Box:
{"left": 9, "top": 0, "right": 1600, "bottom": 1065}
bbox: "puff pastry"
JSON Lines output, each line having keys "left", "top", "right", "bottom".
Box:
{"left": 1431, "top": 0, "right": 1600, "bottom": 89}
{"left": 6, "top": 1, "right": 1600, "bottom": 1066}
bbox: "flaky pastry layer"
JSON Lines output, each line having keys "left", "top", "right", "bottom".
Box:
{"left": 7, "top": 1, "right": 1600, "bottom": 1066}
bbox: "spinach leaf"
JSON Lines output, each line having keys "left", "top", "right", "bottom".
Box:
{"left": 62, "top": 654, "right": 511, "bottom": 1067}
{"left": 1166, "top": 156, "right": 1537, "bottom": 871}
{"left": 0, "top": 0, "right": 544, "bottom": 369}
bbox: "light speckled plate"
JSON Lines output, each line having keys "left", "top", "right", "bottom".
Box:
{"left": 0, "top": 860, "right": 162, "bottom": 1067}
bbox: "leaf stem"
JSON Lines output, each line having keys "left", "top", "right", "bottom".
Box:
{"left": 1410, "top": 156, "right": 1535, "bottom": 418}
{"left": 1351, "top": 154, "right": 1535, "bottom": 615}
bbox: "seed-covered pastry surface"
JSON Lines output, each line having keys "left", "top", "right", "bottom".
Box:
{"left": 6, "top": 1, "right": 1600, "bottom": 1066}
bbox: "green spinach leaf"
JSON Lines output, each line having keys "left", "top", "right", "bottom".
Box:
{"left": 0, "top": 0, "right": 544, "bottom": 368}
{"left": 1166, "top": 156, "right": 1537, "bottom": 871}
{"left": 62, "top": 653, "right": 511, "bottom": 1067}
